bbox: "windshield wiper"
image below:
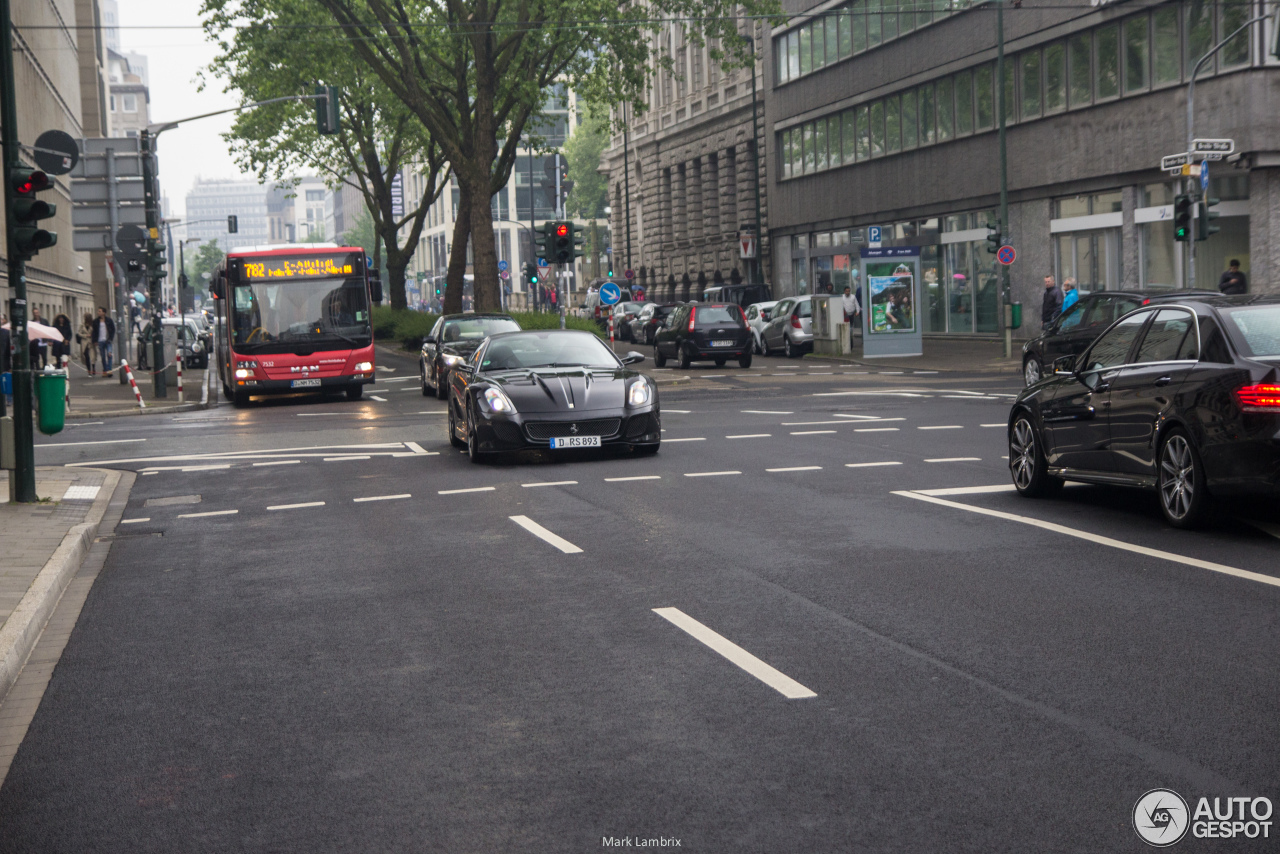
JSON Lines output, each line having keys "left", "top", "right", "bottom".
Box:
{"left": 319, "top": 329, "right": 364, "bottom": 348}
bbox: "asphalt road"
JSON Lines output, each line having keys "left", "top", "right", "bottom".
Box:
{"left": 2, "top": 346, "right": 1277, "bottom": 852}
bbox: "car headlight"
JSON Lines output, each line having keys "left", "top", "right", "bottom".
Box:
{"left": 483, "top": 387, "right": 515, "bottom": 413}
{"left": 354, "top": 361, "right": 373, "bottom": 372}
{"left": 628, "top": 380, "right": 653, "bottom": 407}
{"left": 441, "top": 353, "right": 464, "bottom": 367}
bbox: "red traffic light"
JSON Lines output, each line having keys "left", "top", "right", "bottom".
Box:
{"left": 555, "top": 223, "right": 569, "bottom": 237}
{"left": 12, "top": 169, "right": 51, "bottom": 195}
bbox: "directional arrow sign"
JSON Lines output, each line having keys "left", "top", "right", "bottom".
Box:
{"left": 1160, "top": 152, "right": 1189, "bottom": 171}
{"left": 1192, "top": 138, "right": 1234, "bottom": 156}
{"left": 598, "top": 281, "right": 622, "bottom": 306}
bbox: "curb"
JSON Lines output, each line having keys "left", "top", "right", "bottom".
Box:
{"left": 0, "top": 468, "right": 124, "bottom": 705}
{"left": 67, "top": 368, "right": 214, "bottom": 419}
{"left": 802, "top": 352, "right": 1022, "bottom": 375}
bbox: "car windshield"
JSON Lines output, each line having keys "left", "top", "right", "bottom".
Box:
{"left": 1222, "top": 305, "right": 1280, "bottom": 358}
{"left": 480, "top": 332, "right": 621, "bottom": 371}
{"left": 231, "top": 277, "right": 371, "bottom": 353}
{"left": 441, "top": 317, "right": 520, "bottom": 342}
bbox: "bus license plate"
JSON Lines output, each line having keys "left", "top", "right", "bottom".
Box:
{"left": 291, "top": 379, "right": 321, "bottom": 388}
{"left": 550, "top": 436, "right": 601, "bottom": 449}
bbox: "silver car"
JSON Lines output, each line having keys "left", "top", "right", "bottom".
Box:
{"left": 744, "top": 301, "right": 778, "bottom": 354}
{"left": 760, "top": 295, "right": 813, "bottom": 358}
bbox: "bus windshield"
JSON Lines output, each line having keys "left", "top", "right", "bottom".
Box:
{"left": 232, "top": 276, "right": 371, "bottom": 352}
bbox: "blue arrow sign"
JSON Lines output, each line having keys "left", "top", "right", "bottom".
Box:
{"left": 497, "top": 260, "right": 509, "bottom": 272}
{"left": 598, "top": 281, "right": 622, "bottom": 306}
{"left": 537, "top": 257, "right": 549, "bottom": 268}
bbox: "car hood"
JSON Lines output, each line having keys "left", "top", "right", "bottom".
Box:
{"left": 484, "top": 367, "right": 640, "bottom": 413}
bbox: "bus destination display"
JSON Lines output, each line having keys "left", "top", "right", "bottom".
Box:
{"left": 241, "top": 253, "right": 359, "bottom": 281}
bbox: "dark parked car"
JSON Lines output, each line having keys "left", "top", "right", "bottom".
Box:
{"left": 1021, "top": 289, "right": 1217, "bottom": 385}
{"left": 610, "top": 301, "right": 649, "bottom": 340}
{"left": 628, "top": 302, "right": 681, "bottom": 345}
{"left": 653, "top": 303, "right": 752, "bottom": 369}
{"left": 702, "top": 283, "right": 773, "bottom": 309}
{"left": 446, "top": 329, "right": 658, "bottom": 462}
{"left": 420, "top": 313, "right": 520, "bottom": 399}
{"left": 1008, "top": 294, "right": 1280, "bottom": 528}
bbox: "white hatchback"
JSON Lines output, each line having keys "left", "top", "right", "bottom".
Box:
{"left": 744, "top": 301, "right": 778, "bottom": 354}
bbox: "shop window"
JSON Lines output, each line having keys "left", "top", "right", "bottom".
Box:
{"left": 1186, "top": 1, "right": 1213, "bottom": 76}
{"left": 1096, "top": 25, "right": 1120, "bottom": 99}
{"left": 870, "top": 100, "right": 885, "bottom": 157}
{"left": 1069, "top": 33, "right": 1092, "bottom": 106}
{"left": 815, "top": 232, "right": 833, "bottom": 248}
{"left": 1044, "top": 43, "right": 1066, "bottom": 111}
{"left": 1211, "top": 175, "right": 1248, "bottom": 201}
{"left": 815, "top": 117, "right": 829, "bottom": 171}
{"left": 954, "top": 70, "right": 973, "bottom": 134}
{"left": 1153, "top": 7, "right": 1180, "bottom": 84}
{"left": 901, "top": 90, "right": 918, "bottom": 148}
{"left": 855, "top": 105, "right": 870, "bottom": 161}
{"left": 838, "top": 7, "right": 853, "bottom": 58}
{"left": 936, "top": 77, "right": 954, "bottom": 141}
{"left": 882, "top": 0, "right": 898, "bottom": 41}
{"left": 800, "top": 26, "right": 812, "bottom": 76}
{"left": 1020, "top": 50, "right": 1042, "bottom": 118}
{"left": 975, "top": 64, "right": 994, "bottom": 130}
{"left": 919, "top": 83, "right": 935, "bottom": 145}
{"left": 842, "top": 110, "right": 857, "bottom": 163}
{"left": 867, "top": 0, "right": 882, "bottom": 47}
{"left": 1221, "top": 1, "right": 1250, "bottom": 68}
{"left": 833, "top": 230, "right": 851, "bottom": 245}
{"left": 1193, "top": 217, "right": 1249, "bottom": 290}
{"left": 1124, "top": 16, "right": 1149, "bottom": 93}
{"left": 885, "top": 95, "right": 902, "bottom": 153}
{"left": 852, "top": 0, "right": 868, "bottom": 53}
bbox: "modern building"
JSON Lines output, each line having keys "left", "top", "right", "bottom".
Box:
{"left": 600, "top": 20, "right": 771, "bottom": 301}
{"left": 764, "top": 0, "right": 1275, "bottom": 342}
{"left": 185, "top": 178, "right": 269, "bottom": 253}
{"left": 265, "top": 177, "right": 333, "bottom": 244}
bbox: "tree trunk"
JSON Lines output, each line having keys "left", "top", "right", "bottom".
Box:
{"left": 444, "top": 202, "right": 470, "bottom": 315}
{"left": 464, "top": 172, "right": 501, "bottom": 312}
{"left": 382, "top": 226, "right": 409, "bottom": 311}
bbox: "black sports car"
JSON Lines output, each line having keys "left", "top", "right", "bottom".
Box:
{"left": 446, "top": 329, "right": 660, "bottom": 462}
{"left": 1008, "top": 294, "right": 1280, "bottom": 527}
{"left": 420, "top": 313, "right": 520, "bottom": 399}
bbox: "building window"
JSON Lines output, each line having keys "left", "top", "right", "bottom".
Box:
{"left": 1044, "top": 43, "right": 1066, "bottom": 111}
{"left": 838, "top": 7, "right": 853, "bottom": 57}
{"left": 855, "top": 105, "right": 869, "bottom": 161}
{"left": 1002, "top": 57, "right": 1016, "bottom": 122}
{"left": 869, "top": 100, "right": 885, "bottom": 157}
{"left": 885, "top": 94, "right": 901, "bottom": 153}
{"left": 882, "top": 0, "right": 898, "bottom": 42}
{"left": 1020, "top": 50, "right": 1041, "bottom": 118}
{"left": 826, "top": 15, "right": 840, "bottom": 67}
{"left": 954, "top": 70, "right": 973, "bottom": 135}
{"left": 867, "top": 0, "right": 883, "bottom": 48}
{"left": 842, "top": 110, "right": 857, "bottom": 162}
{"left": 1153, "top": 6, "right": 1181, "bottom": 84}
{"left": 799, "top": 26, "right": 812, "bottom": 76}
{"left": 1123, "top": 16, "right": 1149, "bottom": 93}
{"left": 109, "top": 95, "right": 116, "bottom": 111}
{"left": 815, "top": 117, "right": 829, "bottom": 170}
{"left": 901, "top": 88, "right": 918, "bottom": 148}
{"left": 122, "top": 94, "right": 137, "bottom": 113}
{"left": 788, "top": 31, "right": 800, "bottom": 79}
{"left": 936, "top": 77, "right": 953, "bottom": 141}
{"left": 1095, "top": 24, "right": 1120, "bottom": 100}
{"left": 975, "top": 64, "right": 993, "bottom": 130}
{"left": 781, "top": 131, "right": 793, "bottom": 179}
{"left": 802, "top": 123, "right": 815, "bottom": 173}
{"left": 1221, "top": 0, "right": 1250, "bottom": 68}
{"left": 852, "top": 0, "right": 868, "bottom": 53}
{"left": 1069, "top": 33, "right": 1092, "bottom": 106}
{"left": 918, "top": 83, "right": 934, "bottom": 145}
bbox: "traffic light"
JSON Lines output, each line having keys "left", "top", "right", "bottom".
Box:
{"left": 984, "top": 222, "right": 1001, "bottom": 256}
{"left": 9, "top": 167, "right": 57, "bottom": 259}
{"left": 523, "top": 261, "right": 538, "bottom": 285}
{"left": 1173, "top": 194, "right": 1193, "bottom": 242}
{"left": 572, "top": 225, "right": 585, "bottom": 260}
{"left": 147, "top": 242, "right": 167, "bottom": 279}
{"left": 228, "top": 214, "right": 238, "bottom": 234}
{"left": 315, "top": 85, "right": 341, "bottom": 135}
{"left": 1197, "top": 195, "right": 1221, "bottom": 242}
{"left": 553, "top": 222, "right": 572, "bottom": 263}
{"left": 537, "top": 221, "right": 557, "bottom": 263}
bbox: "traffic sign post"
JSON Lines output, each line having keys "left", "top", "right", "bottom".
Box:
{"left": 598, "top": 281, "right": 622, "bottom": 306}
{"left": 996, "top": 245, "right": 1016, "bottom": 266}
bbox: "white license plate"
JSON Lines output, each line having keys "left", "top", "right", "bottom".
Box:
{"left": 709, "top": 340, "right": 735, "bottom": 348}
{"left": 550, "top": 435, "right": 601, "bottom": 449}
{"left": 291, "top": 379, "right": 322, "bottom": 388}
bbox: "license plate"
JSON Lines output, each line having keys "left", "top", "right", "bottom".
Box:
{"left": 550, "top": 436, "right": 601, "bottom": 449}
{"left": 709, "top": 340, "right": 735, "bottom": 348}
{"left": 291, "top": 379, "right": 321, "bottom": 388}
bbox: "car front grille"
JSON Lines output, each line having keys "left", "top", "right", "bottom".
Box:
{"left": 525, "top": 418, "right": 621, "bottom": 441}
{"left": 492, "top": 421, "right": 524, "bottom": 444}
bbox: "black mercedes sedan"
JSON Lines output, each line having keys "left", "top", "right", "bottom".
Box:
{"left": 446, "top": 329, "right": 660, "bottom": 462}
{"left": 1008, "top": 294, "right": 1280, "bottom": 527}
{"left": 420, "top": 313, "right": 520, "bottom": 399}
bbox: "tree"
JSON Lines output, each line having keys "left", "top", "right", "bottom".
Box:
{"left": 562, "top": 106, "right": 609, "bottom": 276}
{"left": 342, "top": 207, "right": 377, "bottom": 259}
{"left": 201, "top": 0, "right": 449, "bottom": 310}
{"left": 185, "top": 239, "right": 224, "bottom": 295}
{"left": 313, "top": 0, "right": 777, "bottom": 313}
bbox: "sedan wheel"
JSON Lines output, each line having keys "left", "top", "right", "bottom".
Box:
{"left": 1009, "top": 415, "right": 1061, "bottom": 497}
{"left": 466, "top": 403, "right": 484, "bottom": 463}
{"left": 653, "top": 344, "right": 666, "bottom": 368}
{"left": 784, "top": 336, "right": 794, "bottom": 358}
{"left": 448, "top": 400, "right": 466, "bottom": 448}
{"left": 1023, "top": 356, "right": 1042, "bottom": 386}
{"left": 677, "top": 345, "right": 692, "bottom": 370}
{"left": 1158, "top": 431, "right": 1208, "bottom": 528}
{"left": 421, "top": 360, "right": 432, "bottom": 396}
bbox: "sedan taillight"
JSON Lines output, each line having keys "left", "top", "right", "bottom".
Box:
{"left": 1235, "top": 383, "right": 1280, "bottom": 411}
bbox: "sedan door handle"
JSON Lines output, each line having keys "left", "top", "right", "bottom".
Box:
{"left": 1153, "top": 376, "right": 1173, "bottom": 387}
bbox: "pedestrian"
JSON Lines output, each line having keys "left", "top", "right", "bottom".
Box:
{"left": 93, "top": 306, "right": 116, "bottom": 377}
{"left": 841, "top": 286, "right": 860, "bottom": 344}
{"left": 1061, "top": 277, "right": 1079, "bottom": 314}
{"left": 1041, "top": 274, "right": 1064, "bottom": 330}
{"left": 29, "top": 307, "right": 48, "bottom": 369}
{"left": 76, "top": 312, "right": 97, "bottom": 375}
{"left": 1219, "top": 259, "right": 1248, "bottom": 295}
{"left": 52, "top": 313, "right": 73, "bottom": 367}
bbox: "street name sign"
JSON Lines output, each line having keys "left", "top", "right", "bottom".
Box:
{"left": 1192, "top": 138, "right": 1234, "bottom": 156}
{"left": 1161, "top": 152, "right": 1189, "bottom": 172}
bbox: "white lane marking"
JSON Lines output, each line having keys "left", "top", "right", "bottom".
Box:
{"left": 981, "top": 423, "right": 1006, "bottom": 428}
{"left": 297, "top": 412, "right": 353, "bottom": 417}
{"left": 119, "top": 517, "right": 150, "bottom": 524}
{"left": 62, "top": 485, "right": 101, "bottom": 500}
{"left": 831, "top": 414, "right": 883, "bottom": 420}
{"left": 267, "top": 501, "right": 325, "bottom": 511}
{"left": 855, "top": 427, "right": 899, "bottom": 433}
{"left": 141, "top": 472, "right": 157, "bottom": 476}
{"left": 782, "top": 418, "right": 905, "bottom": 426}
{"left": 509, "top": 515, "right": 583, "bottom": 554}
{"left": 846, "top": 461, "right": 903, "bottom": 468}
{"left": 918, "top": 425, "right": 964, "bottom": 430}
{"left": 38, "top": 438, "right": 146, "bottom": 448}
{"left": 368, "top": 395, "right": 387, "bottom": 402}
{"left": 68, "top": 442, "right": 408, "bottom": 467}
{"left": 404, "top": 442, "right": 429, "bottom": 455}
{"left": 652, "top": 607, "right": 816, "bottom": 699}
{"left": 767, "top": 466, "right": 822, "bottom": 473}
{"left": 774, "top": 365, "right": 801, "bottom": 369}
{"left": 438, "top": 486, "right": 497, "bottom": 495}
{"left": 914, "top": 371, "right": 939, "bottom": 374}
{"left": 727, "top": 433, "right": 772, "bottom": 439}
{"left": 944, "top": 395, "right": 998, "bottom": 400}
{"left": 897, "top": 491, "right": 1280, "bottom": 590}
{"left": 353, "top": 493, "right": 412, "bottom": 503}
{"left": 790, "top": 430, "right": 836, "bottom": 435}
{"left": 177, "top": 509, "right": 239, "bottom": 519}
{"left": 606, "top": 475, "right": 661, "bottom": 482}
{"left": 742, "top": 410, "right": 792, "bottom": 415}
{"left": 136, "top": 464, "right": 231, "bottom": 474}
{"left": 378, "top": 366, "right": 397, "bottom": 371}
{"left": 324, "top": 455, "right": 371, "bottom": 461}
{"left": 814, "top": 391, "right": 929, "bottom": 398}
{"left": 684, "top": 470, "right": 741, "bottom": 477}
{"left": 522, "top": 480, "right": 578, "bottom": 488}
{"left": 66, "top": 421, "right": 104, "bottom": 427}
{"left": 807, "top": 372, "right": 833, "bottom": 375}
{"left": 664, "top": 437, "right": 706, "bottom": 443}
{"left": 380, "top": 377, "right": 412, "bottom": 383}
{"left": 417, "top": 411, "right": 447, "bottom": 415}
{"left": 664, "top": 409, "right": 692, "bottom": 414}
{"left": 925, "top": 457, "right": 982, "bottom": 463}
{"left": 915, "top": 484, "right": 1017, "bottom": 496}
{"left": 253, "top": 460, "right": 301, "bottom": 467}
{"left": 879, "top": 371, "right": 904, "bottom": 374}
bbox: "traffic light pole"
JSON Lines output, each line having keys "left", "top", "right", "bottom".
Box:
{"left": 996, "top": 0, "right": 1012, "bottom": 360}
{"left": 1, "top": 0, "right": 37, "bottom": 502}
{"left": 141, "top": 129, "right": 166, "bottom": 398}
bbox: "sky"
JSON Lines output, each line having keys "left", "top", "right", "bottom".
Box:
{"left": 115, "top": 0, "right": 252, "bottom": 224}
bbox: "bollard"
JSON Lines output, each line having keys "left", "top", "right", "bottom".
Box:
{"left": 121, "top": 360, "right": 146, "bottom": 409}
{"left": 176, "top": 353, "right": 184, "bottom": 403}
{"left": 62, "top": 355, "right": 70, "bottom": 413}
{"left": 609, "top": 314, "right": 614, "bottom": 343}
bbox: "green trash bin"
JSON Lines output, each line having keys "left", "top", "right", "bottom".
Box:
{"left": 1010, "top": 302, "right": 1023, "bottom": 330}
{"left": 34, "top": 371, "right": 66, "bottom": 436}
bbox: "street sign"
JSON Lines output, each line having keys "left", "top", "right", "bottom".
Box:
{"left": 497, "top": 259, "right": 509, "bottom": 272}
{"left": 499, "top": 270, "right": 509, "bottom": 280}
{"left": 996, "top": 245, "right": 1017, "bottom": 266}
{"left": 537, "top": 257, "right": 549, "bottom": 269}
{"left": 1160, "top": 152, "right": 1189, "bottom": 171}
{"left": 116, "top": 224, "right": 146, "bottom": 258}
{"left": 72, "top": 231, "right": 112, "bottom": 252}
{"left": 738, "top": 234, "right": 757, "bottom": 259}
{"left": 81, "top": 136, "right": 140, "bottom": 155}
{"left": 1180, "top": 163, "right": 1202, "bottom": 177}
{"left": 72, "top": 204, "right": 145, "bottom": 228}
{"left": 70, "top": 181, "right": 146, "bottom": 203}
{"left": 33, "top": 129, "right": 79, "bottom": 175}
{"left": 868, "top": 226, "right": 882, "bottom": 248}
{"left": 623, "top": 269, "right": 635, "bottom": 280}
{"left": 598, "top": 281, "right": 622, "bottom": 306}
{"left": 1201, "top": 161, "right": 1210, "bottom": 193}
{"left": 1192, "top": 138, "right": 1234, "bottom": 156}
{"left": 70, "top": 154, "right": 142, "bottom": 178}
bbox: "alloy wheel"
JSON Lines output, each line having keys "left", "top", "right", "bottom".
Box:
{"left": 1010, "top": 419, "right": 1037, "bottom": 490}
{"left": 784, "top": 336, "right": 793, "bottom": 358}
{"left": 1160, "top": 435, "right": 1195, "bottom": 521}
{"left": 1023, "top": 358, "right": 1042, "bottom": 386}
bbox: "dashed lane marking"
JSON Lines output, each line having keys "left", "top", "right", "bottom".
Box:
{"left": 652, "top": 607, "right": 816, "bottom": 699}
{"left": 438, "top": 486, "right": 496, "bottom": 495}
{"left": 684, "top": 470, "right": 741, "bottom": 477}
{"left": 120, "top": 517, "right": 150, "bottom": 524}
{"left": 896, "top": 490, "right": 1280, "bottom": 590}
{"left": 845, "top": 461, "right": 903, "bottom": 468}
{"left": 767, "top": 466, "right": 822, "bottom": 473}
{"left": 368, "top": 395, "right": 388, "bottom": 402}
{"left": 522, "top": 481, "right": 578, "bottom": 488}
{"left": 782, "top": 418, "right": 905, "bottom": 426}
{"left": 267, "top": 501, "right": 326, "bottom": 511}
{"left": 509, "top": 515, "right": 583, "bottom": 554}
{"left": 918, "top": 425, "right": 964, "bottom": 430}
{"left": 742, "top": 410, "right": 792, "bottom": 415}
{"left": 914, "top": 484, "right": 1017, "bottom": 496}
{"left": 664, "top": 437, "right": 706, "bottom": 443}
{"left": 253, "top": 460, "right": 301, "bottom": 467}
{"left": 177, "top": 510, "right": 238, "bottom": 519}
{"left": 38, "top": 438, "right": 146, "bottom": 447}
{"left": 324, "top": 455, "right": 370, "bottom": 461}
{"left": 855, "top": 427, "right": 899, "bottom": 433}
{"left": 925, "top": 457, "right": 982, "bottom": 463}
{"left": 813, "top": 391, "right": 929, "bottom": 398}
{"left": 727, "top": 434, "right": 772, "bottom": 439}
{"left": 664, "top": 409, "right": 692, "bottom": 414}
{"left": 353, "top": 494, "right": 412, "bottom": 503}
{"left": 605, "top": 475, "right": 661, "bottom": 482}
{"left": 981, "top": 423, "right": 1006, "bottom": 428}
{"left": 790, "top": 430, "right": 836, "bottom": 435}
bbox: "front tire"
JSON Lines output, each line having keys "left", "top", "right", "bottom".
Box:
{"left": 346, "top": 384, "right": 363, "bottom": 400}
{"left": 435, "top": 365, "right": 448, "bottom": 400}
{"left": 466, "top": 402, "right": 486, "bottom": 463}
{"left": 653, "top": 345, "right": 666, "bottom": 368}
{"left": 1158, "top": 430, "right": 1209, "bottom": 528}
{"left": 421, "top": 360, "right": 432, "bottom": 396}
{"left": 784, "top": 335, "right": 795, "bottom": 358}
{"left": 448, "top": 400, "right": 466, "bottom": 448}
{"left": 1009, "top": 414, "right": 1062, "bottom": 497}
{"left": 678, "top": 345, "right": 692, "bottom": 370}
{"left": 1023, "top": 356, "right": 1043, "bottom": 386}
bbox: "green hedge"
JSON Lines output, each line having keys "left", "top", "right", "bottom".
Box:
{"left": 372, "top": 306, "right": 603, "bottom": 351}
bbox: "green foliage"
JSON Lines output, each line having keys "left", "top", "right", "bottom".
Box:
{"left": 185, "top": 239, "right": 224, "bottom": 292}
{"left": 506, "top": 312, "right": 604, "bottom": 337}
{"left": 342, "top": 208, "right": 377, "bottom": 259}
{"left": 563, "top": 108, "right": 609, "bottom": 220}
{"left": 372, "top": 307, "right": 603, "bottom": 351}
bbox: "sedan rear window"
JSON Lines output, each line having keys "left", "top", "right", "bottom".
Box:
{"left": 695, "top": 306, "right": 744, "bottom": 326}
{"left": 1223, "top": 306, "right": 1280, "bottom": 358}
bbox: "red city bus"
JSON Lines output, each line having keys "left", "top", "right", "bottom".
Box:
{"left": 209, "top": 245, "right": 383, "bottom": 407}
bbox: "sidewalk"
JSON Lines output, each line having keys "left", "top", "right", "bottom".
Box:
{"left": 59, "top": 356, "right": 211, "bottom": 418}
{"left": 806, "top": 335, "right": 1026, "bottom": 376}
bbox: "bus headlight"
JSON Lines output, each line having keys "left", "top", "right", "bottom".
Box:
{"left": 354, "top": 361, "right": 373, "bottom": 372}
{"left": 234, "top": 368, "right": 252, "bottom": 379}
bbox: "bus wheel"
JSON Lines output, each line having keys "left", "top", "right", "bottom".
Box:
{"left": 222, "top": 382, "right": 232, "bottom": 400}
{"left": 346, "top": 384, "right": 363, "bottom": 401}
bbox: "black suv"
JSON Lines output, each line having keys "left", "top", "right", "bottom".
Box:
{"left": 653, "top": 303, "right": 752, "bottom": 369}
{"left": 1021, "top": 289, "right": 1217, "bottom": 385}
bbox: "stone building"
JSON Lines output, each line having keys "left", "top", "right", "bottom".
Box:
{"left": 601, "top": 20, "right": 771, "bottom": 301}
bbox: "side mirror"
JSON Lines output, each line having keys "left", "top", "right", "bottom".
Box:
{"left": 621, "top": 352, "right": 645, "bottom": 365}
{"left": 369, "top": 275, "right": 383, "bottom": 304}
{"left": 210, "top": 279, "right": 225, "bottom": 300}
{"left": 1052, "top": 355, "right": 1076, "bottom": 375}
